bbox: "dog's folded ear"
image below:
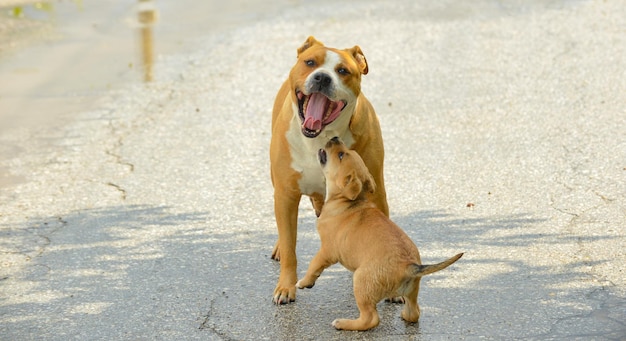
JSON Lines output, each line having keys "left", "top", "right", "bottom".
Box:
{"left": 297, "top": 36, "right": 323, "bottom": 56}
{"left": 348, "top": 45, "right": 368, "bottom": 75}
{"left": 362, "top": 173, "right": 376, "bottom": 195}
{"left": 340, "top": 170, "right": 363, "bottom": 201}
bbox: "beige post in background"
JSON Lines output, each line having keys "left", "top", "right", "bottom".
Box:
{"left": 137, "top": 0, "right": 156, "bottom": 82}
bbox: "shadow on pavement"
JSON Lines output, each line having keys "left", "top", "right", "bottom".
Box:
{"left": 1, "top": 205, "right": 623, "bottom": 339}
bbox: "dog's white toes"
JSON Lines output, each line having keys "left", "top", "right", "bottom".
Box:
{"left": 272, "top": 293, "right": 293, "bottom": 305}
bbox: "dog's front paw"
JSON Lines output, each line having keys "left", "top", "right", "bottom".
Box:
{"left": 273, "top": 285, "right": 296, "bottom": 305}
{"left": 295, "top": 278, "right": 315, "bottom": 289}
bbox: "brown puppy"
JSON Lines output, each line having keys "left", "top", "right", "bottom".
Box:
{"left": 270, "top": 36, "right": 389, "bottom": 304}
{"left": 296, "top": 137, "right": 463, "bottom": 331}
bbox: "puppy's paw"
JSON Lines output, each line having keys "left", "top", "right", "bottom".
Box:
{"left": 332, "top": 317, "right": 378, "bottom": 331}
{"left": 401, "top": 306, "right": 420, "bottom": 323}
{"left": 295, "top": 278, "right": 315, "bottom": 289}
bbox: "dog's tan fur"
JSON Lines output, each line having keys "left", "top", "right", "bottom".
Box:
{"left": 270, "top": 37, "right": 388, "bottom": 304}
{"left": 296, "top": 138, "right": 463, "bottom": 331}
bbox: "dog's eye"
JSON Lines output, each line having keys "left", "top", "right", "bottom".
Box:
{"left": 305, "top": 60, "right": 316, "bottom": 67}
{"left": 337, "top": 67, "right": 350, "bottom": 75}
{"left": 338, "top": 151, "right": 344, "bottom": 160}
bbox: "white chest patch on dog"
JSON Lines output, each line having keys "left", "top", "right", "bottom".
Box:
{"left": 286, "top": 103, "right": 355, "bottom": 196}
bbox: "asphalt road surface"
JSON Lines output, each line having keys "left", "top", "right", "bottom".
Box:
{"left": 1, "top": 0, "right": 625, "bottom": 340}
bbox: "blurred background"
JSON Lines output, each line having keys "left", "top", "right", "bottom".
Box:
{"left": 0, "top": 0, "right": 302, "bottom": 129}
{"left": 0, "top": 0, "right": 310, "bottom": 188}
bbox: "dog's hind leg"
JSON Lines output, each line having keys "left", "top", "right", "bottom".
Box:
{"left": 400, "top": 277, "right": 421, "bottom": 323}
{"left": 332, "top": 270, "right": 380, "bottom": 331}
{"left": 309, "top": 193, "right": 324, "bottom": 217}
{"left": 271, "top": 239, "right": 281, "bottom": 261}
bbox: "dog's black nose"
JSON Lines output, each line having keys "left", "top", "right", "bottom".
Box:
{"left": 313, "top": 72, "right": 332, "bottom": 89}
{"left": 330, "top": 136, "right": 340, "bottom": 143}
{"left": 318, "top": 149, "right": 327, "bottom": 165}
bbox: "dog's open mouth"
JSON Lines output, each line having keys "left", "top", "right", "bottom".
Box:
{"left": 297, "top": 90, "right": 346, "bottom": 138}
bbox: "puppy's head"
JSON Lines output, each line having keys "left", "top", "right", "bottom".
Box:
{"left": 318, "top": 137, "right": 375, "bottom": 201}
{"left": 289, "top": 36, "right": 369, "bottom": 138}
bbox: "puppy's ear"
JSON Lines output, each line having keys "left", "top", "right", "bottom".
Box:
{"left": 340, "top": 170, "right": 363, "bottom": 201}
{"left": 362, "top": 173, "right": 376, "bottom": 194}
{"left": 298, "top": 36, "right": 323, "bottom": 56}
{"left": 348, "top": 45, "right": 368, "bottom": 75}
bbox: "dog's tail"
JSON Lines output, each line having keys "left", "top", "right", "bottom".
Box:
{"left": 408, "top": 253, "right": 463, "bottom": 277}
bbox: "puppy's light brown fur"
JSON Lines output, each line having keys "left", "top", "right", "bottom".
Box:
{"left": 296, "top": 137, "right": 463, "bottom": 331}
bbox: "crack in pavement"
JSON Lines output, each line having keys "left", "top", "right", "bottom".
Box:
{"left": 540, "top": 286, "right": 626, "bottom": 340}
{"left": 198, "top": 291, "right": 235, "bottom": 341}
{"left": 105, "top": 182, "right": 127, "bottom": 201}
{"left": 104, "top": 137, "right": 135, "bottom": 173}
{"left": 0, "top": 216, "right": 66, "bottom": 279}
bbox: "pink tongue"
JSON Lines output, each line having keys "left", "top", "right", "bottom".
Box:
{"left": 303, "top": 93, "right": 328, "bottom": 131}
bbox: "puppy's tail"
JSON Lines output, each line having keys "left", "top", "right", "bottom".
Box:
{"left": 408, "top": 253, "right": 463, "bottom": 277}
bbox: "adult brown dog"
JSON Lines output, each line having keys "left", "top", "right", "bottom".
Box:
{"left": 296, "top": 137, "right": 463, "bottom": 331}
{"left": 270, "top": 36, "right": 389, "bottom": 305}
